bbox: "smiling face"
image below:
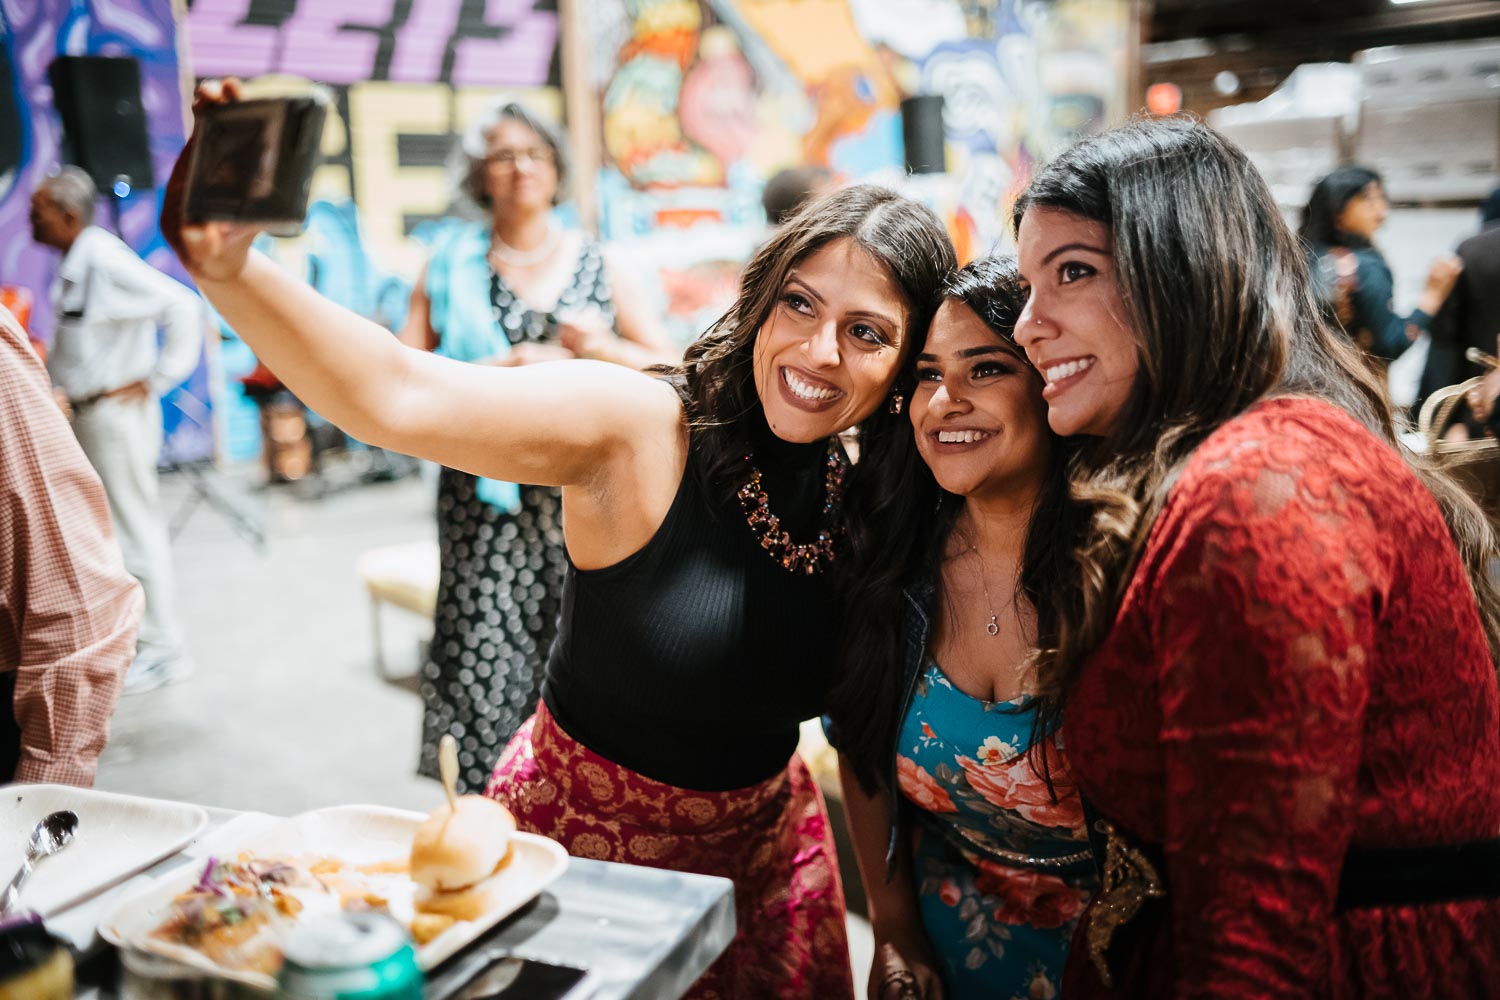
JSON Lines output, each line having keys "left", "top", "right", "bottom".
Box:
{"left": 482, "top": 118, "right": 558, "bottom": 217}
{"left": 912, "top": 299, "right": 1050, "bottom": 500}
{"left": 1014, "top": 207, "right": 1139, "bottom": 438}
{"left": 751, "top": 237, "right": 910, "bottom": 442}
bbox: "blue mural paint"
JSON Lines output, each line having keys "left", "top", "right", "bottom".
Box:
{"left": 829, "top": 109, "right": 903, "bottom": 176}
{"left": 213, "top": 198, "right": 414, "bottom": 462}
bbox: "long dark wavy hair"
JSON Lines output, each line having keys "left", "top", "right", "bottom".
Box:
{"left": 1299, "top": 165, "right": 1383, "bottom": 249}
{"left": 1011, "top": 116, "right": 1500, "bottom": 745}
{"left": 662, "top": 184, "right": 956, "bottom": 501}
{"left": 830, "top": 256, "right": 1085, "bottom": 796}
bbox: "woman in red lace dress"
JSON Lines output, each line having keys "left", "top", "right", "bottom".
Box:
{"left": 1009, "top": 116, "right": 1500, "bottom": 998}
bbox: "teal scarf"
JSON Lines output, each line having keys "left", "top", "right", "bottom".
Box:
{"left": 425, "top": 223, "right": 520, "bottom": 513}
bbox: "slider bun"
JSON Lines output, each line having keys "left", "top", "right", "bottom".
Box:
{"left": 410, "top": 795, "right": 516, "bottom": 892}
{"left": 414, "top": 861, "right": 512, "bottom": 921}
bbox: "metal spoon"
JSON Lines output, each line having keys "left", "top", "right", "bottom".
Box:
{"left": 0, "top": 810, "right": 78, "bottom": 914}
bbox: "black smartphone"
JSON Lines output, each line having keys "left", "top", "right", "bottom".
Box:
{"left": 447, "top": 956, "right": 588, "bottom": 1000}
{"left": 184, "top": 92, "right": 329, "bottom": 237}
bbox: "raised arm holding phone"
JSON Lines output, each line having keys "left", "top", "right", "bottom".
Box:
{"left": 166, "top": 79, "right": 957, "bottom": 995}
{"left": 389, "top": 100, "right": 675, "bottom": 791}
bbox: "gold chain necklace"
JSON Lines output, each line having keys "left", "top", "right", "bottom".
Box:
{"left": 958, "top": 526, "right": 1001, "bottom": 637}
{"left": 736, "top": 441, "right": 848, "bottom": 575}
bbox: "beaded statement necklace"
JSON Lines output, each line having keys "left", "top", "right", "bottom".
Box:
{"left": 736, "top": 441, "right": 848, "bottom": 575}
{"left": 488, "top": 220, "right": 561, "bottom": 269}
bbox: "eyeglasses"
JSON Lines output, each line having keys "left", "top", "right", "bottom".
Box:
{"left": 486, "top": 147, "right": 555, "bottom": 169}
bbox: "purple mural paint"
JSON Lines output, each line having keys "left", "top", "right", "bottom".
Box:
{"left": 0, "top": 0, "right": 207, "bottom": 461}
{"left": 277, "top": 0, "right": 399, "bottom": 85}
{"left": 450, "top": 2, "right": 557, "bottom": 88}
{"left": 185, "top": 0, "right": 559, "bottom": 87}
{"left": 182, "top": 0, "right": 279, "bottom": 79}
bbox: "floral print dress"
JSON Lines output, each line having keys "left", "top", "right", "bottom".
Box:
{"left": 896, "top": 660, "right": 1094, "bottom": 1000}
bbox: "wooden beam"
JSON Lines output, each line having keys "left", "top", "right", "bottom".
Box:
{"left": 1152, "top": 0, "right": 1500, "bottom": 45}
{"left": 1130, "top": 0, "right": 1151, "bottom": 114}
{"left": 558, "top": 0, "right": 601, "bottom": 235}
{"left": 171, "top": 0, "right": 194, "bottom": 136}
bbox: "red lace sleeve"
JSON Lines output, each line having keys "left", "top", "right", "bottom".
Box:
{"left": 1143, "top": 428, "right": 1389, "bottom": 996}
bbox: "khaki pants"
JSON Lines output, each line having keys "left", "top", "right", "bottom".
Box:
{"left": 72, "top": 395, "right": 183, "bottom": 664}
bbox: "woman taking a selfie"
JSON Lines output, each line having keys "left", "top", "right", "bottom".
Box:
{"left": 1011, "top": 116, "right": 1500, "bottom": 997}
{"left": 166, "top": 80, "right": 955, "bottom": 997}
{"left": 398, "top": 101, "right": 672, "bottom": 794}
{"left": 831, "top": 257, "right": 1092, "bottom": 1000}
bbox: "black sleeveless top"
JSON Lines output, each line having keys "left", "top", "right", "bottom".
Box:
{"left": 541, "top": 418, "right": 842, "bottom": 791}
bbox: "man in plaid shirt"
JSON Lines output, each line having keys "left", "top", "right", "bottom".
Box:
{"left": 0, "top": 303, "right": 140, "bottom": 786}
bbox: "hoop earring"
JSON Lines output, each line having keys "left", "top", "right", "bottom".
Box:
{"left": 887, "top": 393, "right": 905, "bottom": 415}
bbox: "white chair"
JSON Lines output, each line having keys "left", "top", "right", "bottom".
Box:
{"left": 355, "top": 540, "right": 439, "bottom": 680}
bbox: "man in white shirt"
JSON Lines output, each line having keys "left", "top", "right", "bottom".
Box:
{"left": 30, "top": 166, "right": 203, "bottom": 694}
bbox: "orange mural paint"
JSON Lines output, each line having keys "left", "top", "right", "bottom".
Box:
{"left": 654, "top": 208, "right": 723, "bottom": 229}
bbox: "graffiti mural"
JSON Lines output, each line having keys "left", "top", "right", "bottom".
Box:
{"left": 186, "top": 0, "right": 562, "bottom": 458}
{"left": 0, "top": 0, "right": 211, "bottom": 461}
{"left": 187, "top": 0, "right": 557, "bottom": 87}
{"left": 1, "top": 0, "right": 1127, "bottom": 457}
{"left": 590, "top": 0, "right": 1130, "bottom": 342}
{"left": 187, "top": 0, "right": 563, "bottom": 279}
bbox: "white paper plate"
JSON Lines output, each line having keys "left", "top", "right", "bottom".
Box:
{"left": 99, "top": 804, "right": 568, "bottom": 989}
{"left": 0, "top": 784, "right": 207, "bottom": 917}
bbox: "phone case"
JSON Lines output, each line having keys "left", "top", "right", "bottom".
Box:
{"left": 184, "top": 94, "right": 329, "bottom": 237}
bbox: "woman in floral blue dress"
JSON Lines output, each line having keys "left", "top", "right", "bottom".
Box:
{"left": 829, "top": 257, "right": 1094, "bottom": 1000}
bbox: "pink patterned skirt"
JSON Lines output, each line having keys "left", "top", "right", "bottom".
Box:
{"left": 484, "top": 701, "right": 853, "bottom": 999}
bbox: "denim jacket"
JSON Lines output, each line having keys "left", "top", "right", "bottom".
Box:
{"left": 877, "top": 577, "right": 939, "bottom": 876}
{"left": 822, "top": 576, "right": 934, "bottom": 880}
{"left": 852, "top": 577, "right": 1094, "bottom": 883}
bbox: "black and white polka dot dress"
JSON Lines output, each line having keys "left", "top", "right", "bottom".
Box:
{"left": 418, "top": 240, "right": 616, "bottom": 792}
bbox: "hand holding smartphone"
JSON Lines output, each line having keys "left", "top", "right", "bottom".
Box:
{"left": 162, "top": 79, "right": 327, "bottom": 282}
{"left": 183, "top": 86, "right": 330, "bottom": 237}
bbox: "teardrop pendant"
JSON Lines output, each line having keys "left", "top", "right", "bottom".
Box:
{"left": 986, "top": 616, "right": 999, "bottom": 637}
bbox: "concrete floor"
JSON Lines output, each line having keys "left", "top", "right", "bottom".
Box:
{"left": 90, "top": 458, "right": 874, "bottom": 985}
{"left": 94, "top": 462, "right": 441, "bottom": 815}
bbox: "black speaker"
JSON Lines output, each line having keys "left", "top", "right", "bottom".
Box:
{"left": 48, "top": 55, "right": 155, "bottom": 193}
{"left": 901, "top": 95, "right": 947, "bottom": 175}
{"left": 0, "top": 40, "right": 21, "bottom": 197}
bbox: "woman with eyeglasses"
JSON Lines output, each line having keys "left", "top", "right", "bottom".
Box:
{"left": 397, "top": 102, "right": 676, "bottom": 794}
